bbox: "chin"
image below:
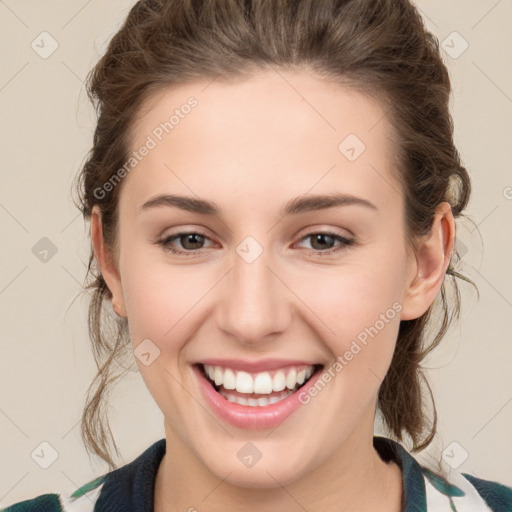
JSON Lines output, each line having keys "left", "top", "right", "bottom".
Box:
{"left": 194, "top": 440, "right": 318, "bottom": 489}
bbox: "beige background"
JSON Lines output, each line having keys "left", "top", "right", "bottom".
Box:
{"left": 0, "top": 0, "right": 511, "bottom": 506}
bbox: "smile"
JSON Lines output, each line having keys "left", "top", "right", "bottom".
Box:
{"left": 193, "top": 361, "right": 324, "bottom": 429}
{"left": 203, "top": 364, "right": 316, "bottom": 405}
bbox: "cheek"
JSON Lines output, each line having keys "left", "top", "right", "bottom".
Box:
{"left": 297, "top": 261, "right": 404, "bottom": 335}
{"left": 119, "top": 258, "right": 207, "bottom": 414}
{"left": 120, "top": 251, "right": 214, "bottom": 352}
{"left": 290, "top": 255, "right": 405, "bottom": 377}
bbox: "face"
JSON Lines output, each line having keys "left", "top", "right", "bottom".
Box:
{"left": 93, "top": 69, "right": 447, "bottom": 488}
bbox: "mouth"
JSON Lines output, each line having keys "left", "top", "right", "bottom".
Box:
{"left": 195, "top": 362, "right": 324, "bottom": 407}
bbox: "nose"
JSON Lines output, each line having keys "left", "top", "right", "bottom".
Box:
{"left": 215, "top": 243, "right": 292, "bottom": 346}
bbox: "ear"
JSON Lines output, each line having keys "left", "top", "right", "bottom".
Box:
{"left": 90, "top": 205, "right": 127, "bottom": 317}
{"left": 400, "top": 202, "right": 455, "bottom": 321}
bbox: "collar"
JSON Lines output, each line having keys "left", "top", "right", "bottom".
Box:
{"left": 373, "top": 435, "right": 427, "bottom": 511}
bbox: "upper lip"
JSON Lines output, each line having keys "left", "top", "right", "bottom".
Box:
{"left": 196, "top": 358, "right": 322, "bottom": 373}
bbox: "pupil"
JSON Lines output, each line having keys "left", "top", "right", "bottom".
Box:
{"left": 313, "top": 234, "right": 333, "bottom": 250}
{"left": 183, "top": 233, "right": 203, "bottom": 249}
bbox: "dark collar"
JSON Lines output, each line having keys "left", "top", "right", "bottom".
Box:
{"left": 373, "top": 436, "right": 427, "bottom": 511}
{"left": 95, "top": 436, "right": 427, "bottom": 512}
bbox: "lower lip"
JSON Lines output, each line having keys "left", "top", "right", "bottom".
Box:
{"left": 192, "top": 364, "right": 323, "bottom": 430}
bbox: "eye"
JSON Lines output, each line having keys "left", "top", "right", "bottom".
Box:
{"left": 156, "top": 230, "right": 355, "bottom": 256}
{"left": 295, "top": 231, "right": 355, "bottom": 255}
{"left": 158, "top": 231, "right": 214, "bottom": 256}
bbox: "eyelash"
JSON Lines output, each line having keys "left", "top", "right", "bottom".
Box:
{"left": 156, "top": 230, "right": 355, "bottom": 257}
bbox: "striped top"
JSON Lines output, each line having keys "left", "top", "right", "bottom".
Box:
{"left": 1, "top": 436, "right": 511, "bottom": 511}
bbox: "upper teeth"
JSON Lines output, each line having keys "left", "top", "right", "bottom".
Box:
{"left": 203, "top": 365, "right": 315, "bottom": 394}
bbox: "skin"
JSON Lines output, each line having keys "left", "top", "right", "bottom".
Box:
{"left": 91, "top": 69, "right": 454, "bottom": 511}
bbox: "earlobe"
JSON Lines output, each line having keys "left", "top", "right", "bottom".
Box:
{"left": 400, "top": 202, "right": 455, "bottom": 321}
{"left": 90, "top": 206, "right": 126, "bottom": 317}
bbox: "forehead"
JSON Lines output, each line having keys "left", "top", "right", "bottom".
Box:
{"left": 123, "top": 69, "right": 401, "bottom": 215}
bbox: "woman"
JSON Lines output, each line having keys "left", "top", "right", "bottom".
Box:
{"left": 3, "top": 0, "right": 511, "bottom": 511}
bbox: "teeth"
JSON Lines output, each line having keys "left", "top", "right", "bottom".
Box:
{"left": 236, "top": 371, "right": 254, "bottom": 393}
{"left": 223, "top": 368, "right": 236, "bottom": 390}
{"left": 203, "top": 364, "right": 316, "bottom": 395}
{"left": 213, "top": 367, "right": 223, "bottom": 386}
{"left": 285, "top": 368, "right": 297, "bottom": 390}
{"left": 272, "top": 371, "right": 286, "bottom": 392}
{"left": 219, "top": 388, "right": 295, "bottom": 406}
{"left": 253, "top": 372, "right": 273, "bottom": 394}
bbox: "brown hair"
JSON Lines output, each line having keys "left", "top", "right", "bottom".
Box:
{"left": 73, "top": 0, "right": 478, "bottom": 471}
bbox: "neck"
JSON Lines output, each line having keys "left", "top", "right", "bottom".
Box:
{"left": 154, "top": 423, "right": 402, "bottom": 512}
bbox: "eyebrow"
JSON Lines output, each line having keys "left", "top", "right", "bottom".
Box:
{"left": 139, "top": 192, "right": 378, "bottom": 216}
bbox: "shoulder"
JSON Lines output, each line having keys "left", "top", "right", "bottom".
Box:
{"left": 0, "top": 439, "right": 166, "bottom": 512}
{"left": 460, "top": 472, "right": 512, "bottom": 512}
{"left": 0, "top": 475, "right": 107, "bottom": 512}
{"left": 0, "top": 494, "right": 62, "bottom": 512}
{"left": 373, "top": 436, "right": 512, "bottom": 512}
{"left": 421, "top": 466, "right": 512, "bottom": 512}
